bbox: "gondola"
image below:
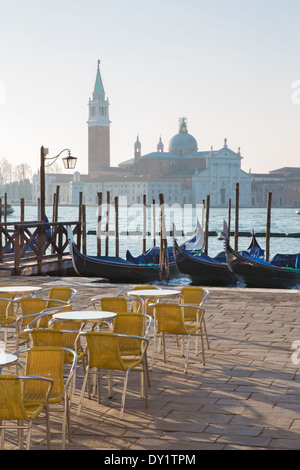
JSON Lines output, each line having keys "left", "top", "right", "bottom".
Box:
{"left": 173, "top": 223, "right": 264, "bottom": 287}
{"left": 224, "top": 222, "right": 300, "bottom": 289}
{"left": 70, "top": 241, "right": 162, "bottom": 282}
{"left": 1, "top": 202, "right": 14, "bottom": 216}
{"left": 125, "top": 218, "right": 204, "bottom": 278}
{"left": 173, "top": 238, "right": 236, "bottom": 286}
{"left": 68, "top": 221, "right": 203, "bottom": 283}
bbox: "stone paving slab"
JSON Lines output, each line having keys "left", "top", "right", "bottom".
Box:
{"left": 1, "top": 276, "right": 300, "bottom": 451}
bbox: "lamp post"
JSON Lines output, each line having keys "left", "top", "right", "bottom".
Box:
{"left": 40, "top": 145, "right": 77, "bottom": 222}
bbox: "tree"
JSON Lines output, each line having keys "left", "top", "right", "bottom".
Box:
{"left": 14, "top": 163, "right": 32, "bottom": 181}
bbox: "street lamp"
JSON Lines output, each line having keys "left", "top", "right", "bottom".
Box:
{"left": 40, "top": 145, "right": 77, "bottom": 222}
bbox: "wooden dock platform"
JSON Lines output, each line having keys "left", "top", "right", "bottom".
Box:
{"left": 0, "top": 220, "right": 81, "bottom": 276}
{"left": 0, "top": 253, "right": 76, "bottom": 276}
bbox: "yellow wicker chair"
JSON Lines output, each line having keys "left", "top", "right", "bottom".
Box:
{"left": 14, "top": 346, "right": 77, "bottom": 450}
{"left": 29, "top": 327, "right": 84, "bottom": 363}
{"left": 27, "top": 304, "right": 73, "bottom": 329}
{"left": 0, "top": 374, "right": 53, "bottom": 450}
{"left": 34, "top": 287, "right": 77, "bottom": 308}
{"left": 77, "top": 331, "right": 149, "bottom": 419}
{"left": 152, "top": 303, "right": 205, "bottom": 373}
{"left": 15, "top": 299, "right": 73, "bottom": 348}
{"left": 15, "top": 298, "right": 47, "bottom": 348}
{"left": 113, "top": 312, "right": 152, "bottom": 344}
{"left": 113, "top": 312, "right": 152, "bottom": 388}
{"left": 92, "top": 296, "right": 130, "bottom": 313}
{"left": 0, "top": 296, "right": 20, "bottom": 349}
{"left": 29, "top": 326, "right": 85, "bottom": 394}
{"left": 179, "top": 286, "right": 210, "bottom": 353}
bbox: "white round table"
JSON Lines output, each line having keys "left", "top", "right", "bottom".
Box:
{"left": 0, "top": 352, "right": 18, "bottom": 373}
{"left": 0, "top": 286, "right": 41, "bottom": 296}
{"left": 127, "top": 289, "right": 179, "bottom": 298}
{"left": 127, "top": 289, "right": 180, "bottom": 312}
{"left": 52, "top": 310, "right": 116, "bottom": 330}
{"left": 53, "top": 311, "right": 116, "bottom": 322}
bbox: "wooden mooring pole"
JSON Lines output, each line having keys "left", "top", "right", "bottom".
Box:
{"left": 228, "top": 198, "right": 231, "bottom": 239}
{"left": 81, "top": 204, "right": 86, "bottom": 255}
{"left": 115, "top": 196, "right": 119, "bottom": 257}
{"left": 266, "top": 192, "right": 272, "bottom": 262}
{"left": 143, "top": 194, "right": 146, "bottom": 253}
{"left": 105, "top": 191, "right": 110, "bottom": 256}
{"left": 97, "top": 192, "right": 102, "bottom": 256}
{"left": 78, "top": 192, "right": 83, "bottom": 251}
{"left": 159, "top": 193, "right": 170, "bottom": 281}
{"left": 152, "top": 199, "right": 156, "bottom": 247}
{"left": 234, "top": 183, "right": 239, "bottom": 251}
{"left": 204, "top": 195, "right": 210, "bottom": 255}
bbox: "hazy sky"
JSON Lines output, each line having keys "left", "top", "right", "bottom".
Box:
{"left": 1, "top": 0, "right": 300, "bottom": 176}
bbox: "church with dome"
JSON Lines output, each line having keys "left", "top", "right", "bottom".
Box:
{"left": 118, "top": 116, "right": 252, "bottom": 207}
{"left": 32, "top": 61, "right": 252, "bottom": 208}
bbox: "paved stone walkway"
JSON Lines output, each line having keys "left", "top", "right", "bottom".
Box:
{"left": 1, "top": 276, "right": 300, "bottom": 450}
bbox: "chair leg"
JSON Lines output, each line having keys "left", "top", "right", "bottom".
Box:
{"left": 108, "top": 370, "right": 113, "bottom": 398}
{"left": 62, "top": 393, "right": 71, "bottom": 450}
{"left": 144, "top": 354, "right": 151, "bottom": 388}
{"left": 150, "top": 326, "right": 158, "bottom": 370}
{"left": 142, "top": 361, "right": 148, "bottom": 408}
{"left": 45, "top": 404, "right": 51, "bottom": 450}
{"left": 66, "top": 395, "right": 71, "bottom": 443}
{"left": 77, "top": 365, "right": 90, "bottom": 416}
{"left": 4, "top": 328, "right": 7, "bottom": 349}
{"left": 62, "top": 400, "right": 67, "bottom": 450}
{"left": 0, "top": 421, "right": 4, "bottom": 450}
{"left": 181, "top": 336, "right": 185, "bottom": 356}
{"left": 200, "top": 326, "right": 206, "bottom": 366}
{"left": 98, "top": 371, "right": 102, "bottom": 402}
{"left": 203, "top": 318, "right": 210, "bottom": 349}
{"left": 26, "top": 419, "right": 33, "bottom": 450}
{"left": 162, "top": 333, "right": 166, "bottom": 363}
{"left": 120, "top": 369, "right": 130, "bottom": 419}
{"left": 18, "top": 420, "right": 24, "bottom": 450}
{"left": 184, "top": 334, "right": 191, "bottom": 374}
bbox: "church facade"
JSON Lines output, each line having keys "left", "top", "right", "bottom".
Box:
{"left": 32, "top": 61, "right": 252, "bottom": 208}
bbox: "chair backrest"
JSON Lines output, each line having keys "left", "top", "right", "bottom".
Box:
{"left": 20, "top": 298, "right": 48, "bottom": 327}
{"left": 51, "top": 319, "right": 80, "bottom": 348}
{"left": 37, "top": 304, "right": 73, "bottom": 328}
{"left": 0, "top": 375, "right": 27, "bottom": 420}
{"left": 85, "top": 332, "right": 125, "bottom": 370}
{"left": 99, "top": 297, "right": 129, "bottom": 313}
{"left": 179, "top": 287, "right": 209, "bottom": 321}
{"left": 30, "top": 327, "right": 79, "bottom": 363}
{"left": 47, "top": 287, "right": 77, "bottom": 308}
{"left": 155, "top": 303, "right": 187, "bottom": 335}
{"left": 30, "top": 328, "right": 65, "bottom": 347}
{"left": 113, "top": 312, "right": 147, "bottom": 355}
{"left": 24, "top": 346, "right": 66, "bottom": 400}
{"left": 114, "top": 312, "right": 144, "bottom": 336}
{"left": 0, "top": 295, "right": 18, "bottom": 317}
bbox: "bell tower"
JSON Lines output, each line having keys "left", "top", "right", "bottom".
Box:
{"left": 88, "top": 60, "right": 111, "bottom": 174}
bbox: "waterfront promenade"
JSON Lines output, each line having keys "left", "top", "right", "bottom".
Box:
{"left": 2, "top": 275, "right": 300, "bottom": 450}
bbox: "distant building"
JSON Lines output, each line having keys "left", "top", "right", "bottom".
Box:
{"left": 87, "top": 60, "right": 111, "bottom": 173}
{"left": 33, "top": 61, "right": 295, "bottom": 210}
{"left": 252, "top": 168, "right": 300, "bottom": 208}
{"left": 119, "top": 118, "right": 252, "bottom": 207}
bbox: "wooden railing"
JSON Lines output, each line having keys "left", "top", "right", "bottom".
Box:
{"left": 0, "top": 221, "right": 81, "bottom": 275}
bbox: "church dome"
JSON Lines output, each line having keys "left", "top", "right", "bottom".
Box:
{"left": 169, "top": 118, "right": 198, "bottom": 155}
